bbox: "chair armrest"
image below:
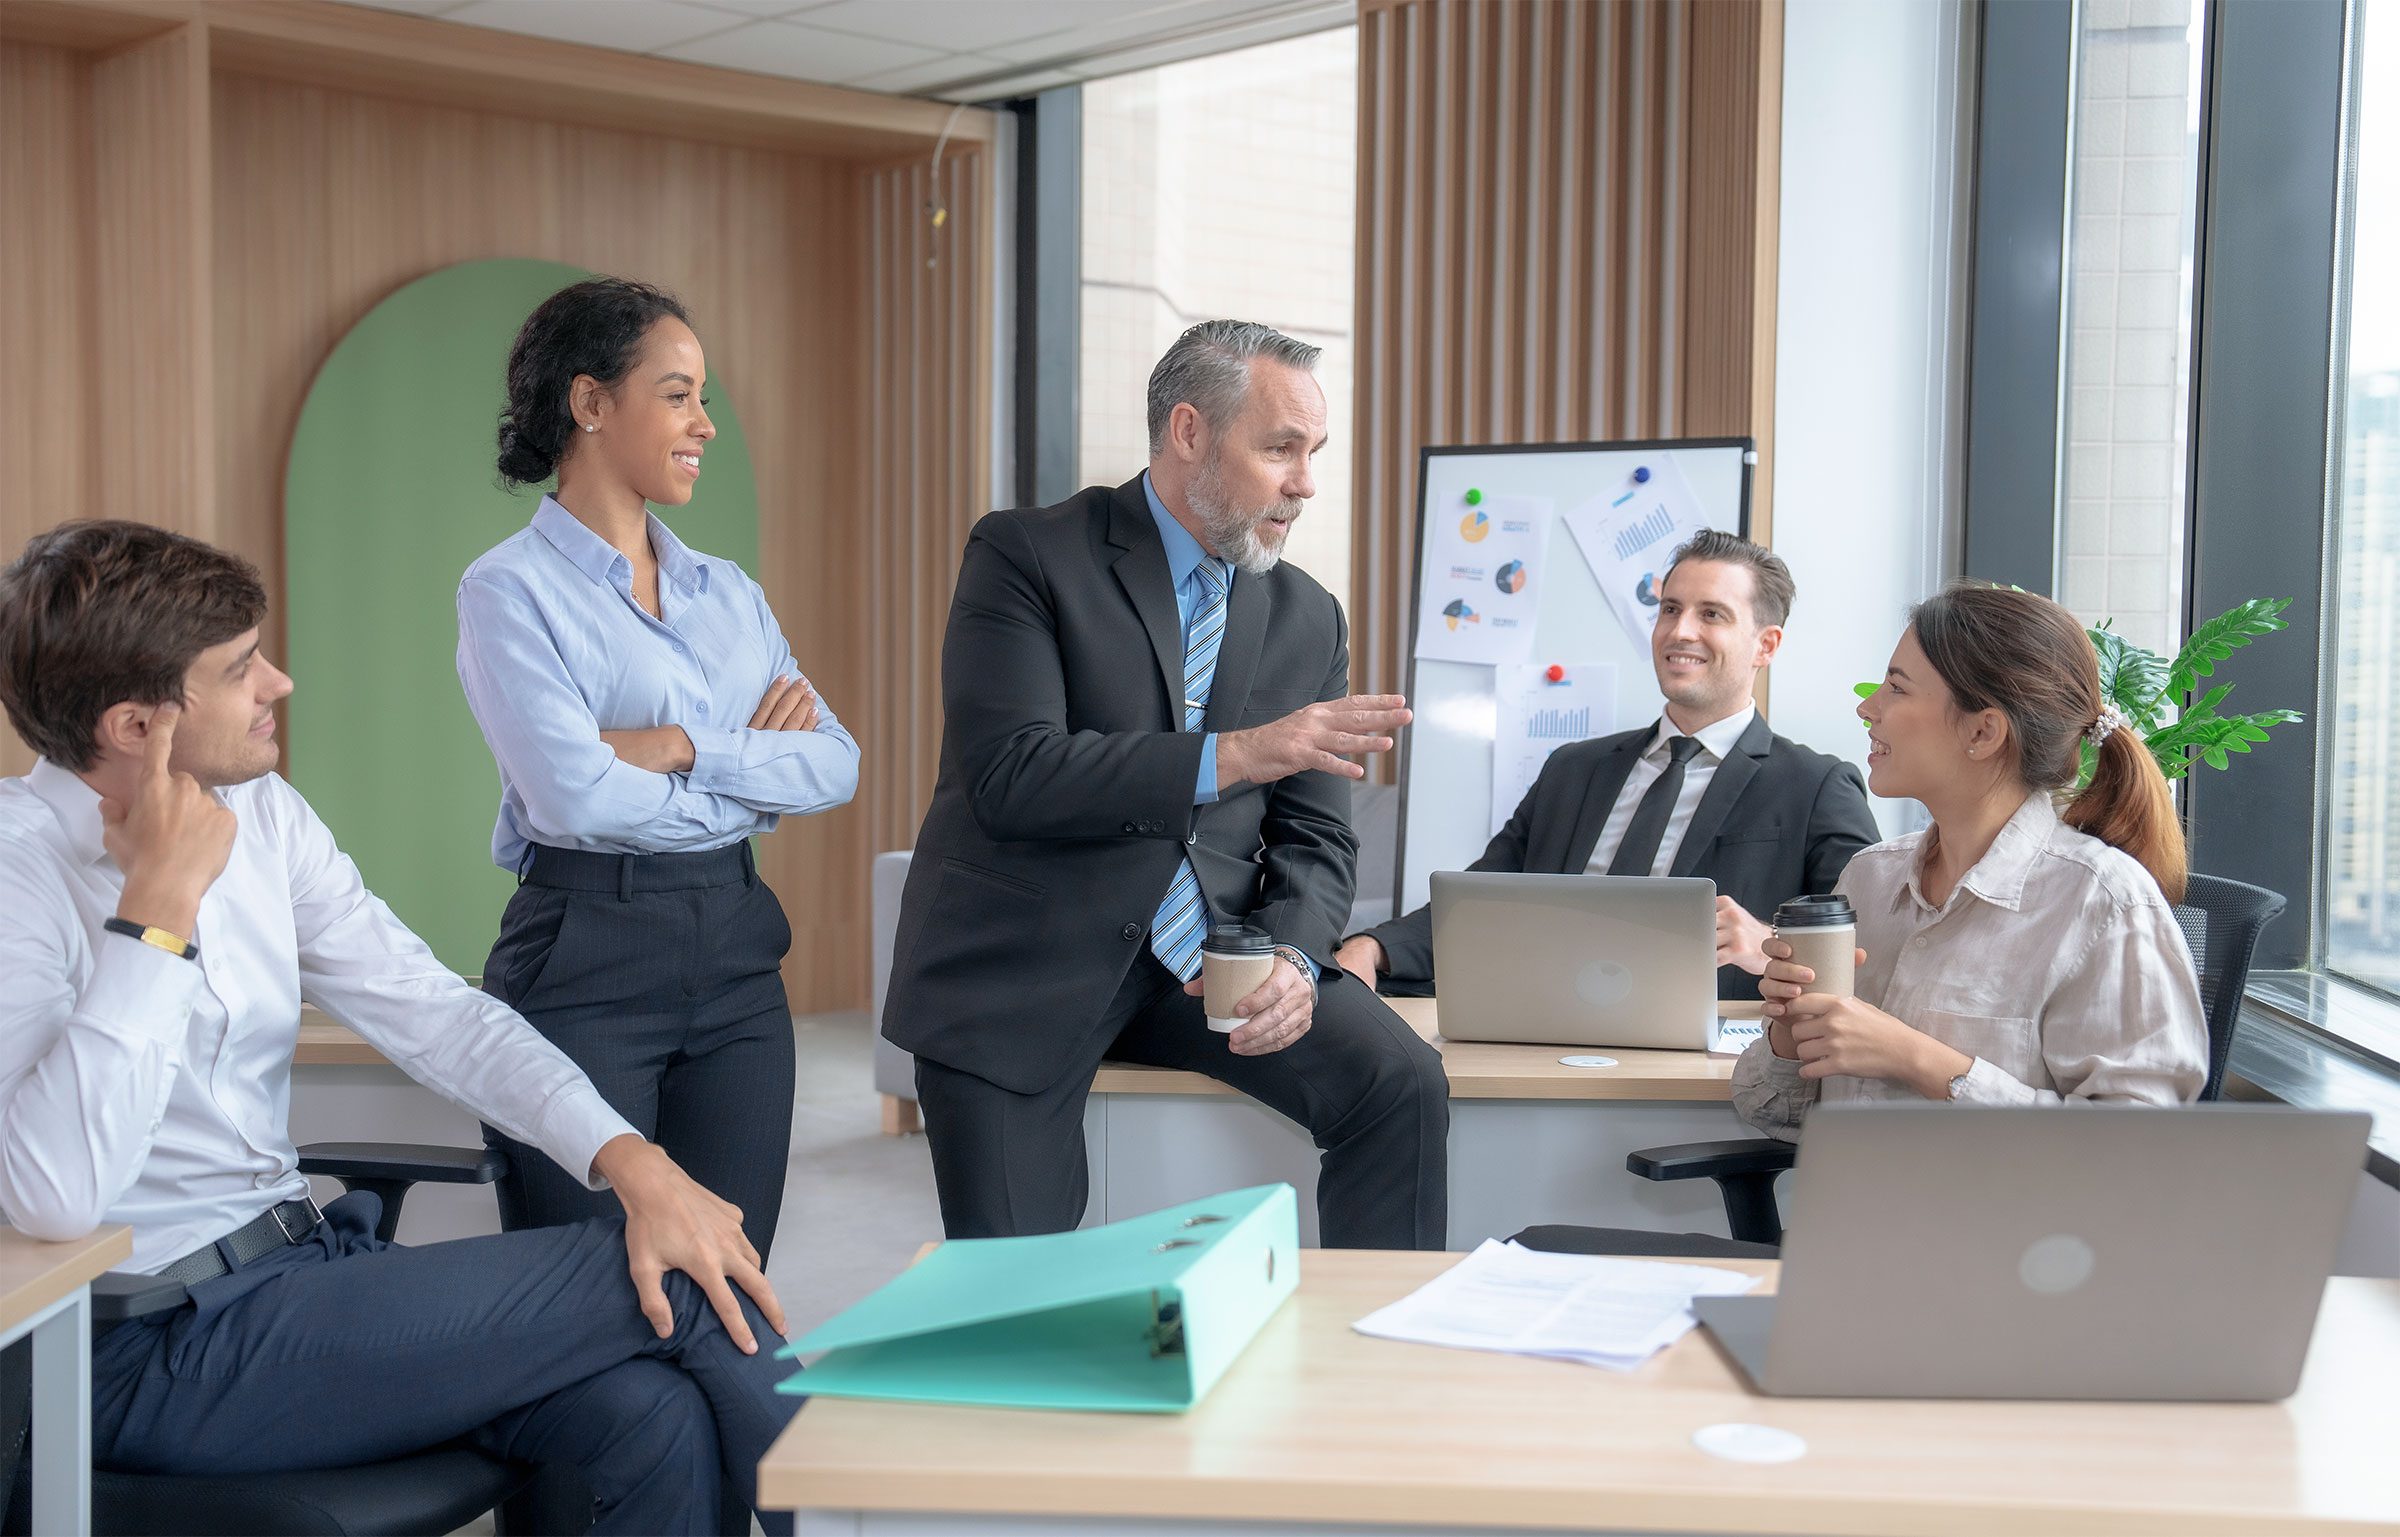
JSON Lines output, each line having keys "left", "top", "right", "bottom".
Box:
{"left": 1626, "top": 1138, "right": 1797, "bottom": 1182}
{"left": 90, "top": 1271, "right": 192, "bottom": 1324}
{"left": 297, "top": 1142, "right": 509, "bottom": 1186}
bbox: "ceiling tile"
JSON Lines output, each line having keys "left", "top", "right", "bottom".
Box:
{"left": 656, "top": 18, "right": 942, "bottom": 82}
{"left": 1074, "top": 5, "right": 1348, "bottom": 78}
{"left": 686, "top": 0, "right": 826, "bottom": 16}
{"left": 846, "top": 52, "right": 1009, "bottom": 96}
{"left": 800, "top": 0, "right": 1141, "bottom": 55}
{"left": 978, "top": 0, "right": 1284, "bottom": 65}
{"left": 439, "top": 0, "right": 744, "bottom": 52}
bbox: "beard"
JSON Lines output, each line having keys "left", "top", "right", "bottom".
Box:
{"left": 1189, "top": 452, "right": 1302, "bottom": 576}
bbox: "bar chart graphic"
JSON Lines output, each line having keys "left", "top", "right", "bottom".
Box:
{"left": 1611, "top": 504, "right": 1675, "bottom": 561}
{"left": 1523, "top": 705, "right": 1592, "bottom": 739}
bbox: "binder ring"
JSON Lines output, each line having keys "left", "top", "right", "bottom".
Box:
{"left": 1153, "top": 1239, "right": 1200, "bottom": 1252}
{"left": 1181, "top": 1215, "right": 1227, "bottom": 1228}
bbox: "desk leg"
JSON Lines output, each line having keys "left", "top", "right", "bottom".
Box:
{"left": 29, "top": 1288, "right": 92, "bottom": 1536}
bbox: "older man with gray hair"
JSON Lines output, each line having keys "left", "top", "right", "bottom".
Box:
{"left": 884, "top": 320, "right": 1449, "bottom": 1249}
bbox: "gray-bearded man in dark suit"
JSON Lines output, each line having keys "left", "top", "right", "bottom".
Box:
{"left": 884, "top": 321, "right": 1449, "bottom": 1250}
{"left": 1338, "top": 530, "right": 1880, "bottom": 1002}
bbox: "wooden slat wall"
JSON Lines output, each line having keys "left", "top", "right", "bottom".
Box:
{"left": 857, "top": 149, "right": 992, "bottom": 860}
{"left": 1351, "top": 0, "right": 1783, "bottom": 709}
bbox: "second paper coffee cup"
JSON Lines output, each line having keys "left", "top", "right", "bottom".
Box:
{"left": 1201, "top": 924, "right": 1277, "bottom": 1033}
{"left": 1773, "top": 895, "right": 1857, "bottom": 998}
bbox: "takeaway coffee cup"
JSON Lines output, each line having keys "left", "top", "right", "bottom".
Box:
{"left": 1201, "top": 924, "right": 1278, "bottom": 1033}
{"left": 1772, "top": 895, "right": 1857, "bottom": 998}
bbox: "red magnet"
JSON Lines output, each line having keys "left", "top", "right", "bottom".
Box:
{"left": 1545, "top": 664, "right": 1566, "bottom": 683}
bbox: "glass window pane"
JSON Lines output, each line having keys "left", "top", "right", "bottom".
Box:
{"left": 2055, "top": 0, "right": 2208, "bottom": 658}
{"left": 2324, "top": 0, "right": 2400, "bottom": 993}
{"left": 1077, "top": 30, "right": 1357, "bottom": 615}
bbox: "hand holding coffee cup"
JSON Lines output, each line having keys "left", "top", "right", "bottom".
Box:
{"left": 1761, "top": 895, "right": 1861, "bottom": 1058}
{"left": 1185, "top": 925, "right": 1317, "bottom": 1056}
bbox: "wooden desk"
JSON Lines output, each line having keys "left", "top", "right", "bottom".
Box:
{"left": 1093, "top": 996, "right": 1740, "bottom": 1101}
{"left": 0, "top": 1225, "right": 133, "bottom": 1537}
{"left": 761, "top": 1249, "right": 2400, "bottom": 1536}
{"left": 1082, "top": 997, "right": 1755, "bottom": 1249}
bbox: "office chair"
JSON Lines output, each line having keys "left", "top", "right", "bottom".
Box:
{"left": 1605, "top": 873, "right": 2288, "bottom": 1249}
{"left": 1, "top": 1143, "right": 534, "bottom": 1537}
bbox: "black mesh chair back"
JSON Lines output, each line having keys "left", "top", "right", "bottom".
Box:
{"left": 2170, "top": 873, "right": 2287, "bottom": 1103}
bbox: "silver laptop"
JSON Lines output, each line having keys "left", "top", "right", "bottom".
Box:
{"left": 1695, "top": 1103, "right": 2371, "bottom": 1401}
{"left": 1429, "top": 871, "right": 1716, "bottom": 1049}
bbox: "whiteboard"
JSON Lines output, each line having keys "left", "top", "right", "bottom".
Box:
{"left": 1395, "top": 438, "right": 1754, "bottom": 915}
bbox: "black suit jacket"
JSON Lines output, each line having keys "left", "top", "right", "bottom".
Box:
{"left": 884, "top": 477, "right": 1359, "bottom": 1093}
{"left": 1362, "top": 713, "right": 1880, "bottom": 999}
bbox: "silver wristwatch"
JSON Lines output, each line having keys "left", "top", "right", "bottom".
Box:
{"left": 1271, "top": 943, "right": 1319, "bottom": 1006}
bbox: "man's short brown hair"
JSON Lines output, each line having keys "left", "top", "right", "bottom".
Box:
{"left": 1662, "top": 528, "right": 1795, "bottom": 629}
{"left": 0, "top": 521, "right": 267, "bottom": 771}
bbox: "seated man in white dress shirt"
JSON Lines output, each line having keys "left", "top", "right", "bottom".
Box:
{"left": 0, "top": 521, "right": 799, "bottom": 1536}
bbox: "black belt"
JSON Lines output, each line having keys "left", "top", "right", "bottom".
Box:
{"left": 153, "top": 1197, "right": 325, "bottom": 1288}
{"left": 519, "top": 842, "right": 756, "bottom": 895}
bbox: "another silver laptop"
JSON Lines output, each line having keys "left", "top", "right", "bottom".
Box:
{"left": 1695, "top": 1103, "right": 2371, "bottom": 1401}
{"left": 1429, "top": 871, "right": 1716, "bottom": 1049}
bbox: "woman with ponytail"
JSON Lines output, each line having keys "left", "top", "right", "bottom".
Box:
{"left": 1734, "top": 582, "right": 2206, "bottom": 1135}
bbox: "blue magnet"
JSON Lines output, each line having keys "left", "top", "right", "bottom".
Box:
{"left": 1633, "top": 465, "right": 1652, "bottom": 484}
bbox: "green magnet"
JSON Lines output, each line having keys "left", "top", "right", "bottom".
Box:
{"left": 1464, "top": 488, "right": 1483, "bottom": 506}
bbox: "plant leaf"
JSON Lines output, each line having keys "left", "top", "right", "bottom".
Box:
{"left": 2168, "top": 598, "right": 2291, "bottom": 702}
{"left": 2091, "top": 626, "right": 2170, "bottom": 724}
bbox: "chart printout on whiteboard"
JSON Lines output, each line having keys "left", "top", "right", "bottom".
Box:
{"left": 1562, "top": 455, "right": 1714, "bottom": 653}
{"left": 1411, "top": 493, "right": 1554, "bottom": 666}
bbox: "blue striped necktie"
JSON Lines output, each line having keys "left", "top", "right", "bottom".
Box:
{"left": 1150, "top": 558, "right": 1232, "bottom": 979}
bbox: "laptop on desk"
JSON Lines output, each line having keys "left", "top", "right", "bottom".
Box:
{"left": 1429, "top": 871, "right": 1717, "bottom": 1050}
{"left": 1695, "top": 1102, "right": 2372, "bottom": 1401}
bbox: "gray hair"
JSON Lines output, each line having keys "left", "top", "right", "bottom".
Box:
{"left": 1145, "top": 320, "right": 1322, "bottom": 456}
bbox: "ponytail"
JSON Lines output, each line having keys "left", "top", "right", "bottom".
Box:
{"left": 2063, "top": 723, "right": 2187, "bottom": 903}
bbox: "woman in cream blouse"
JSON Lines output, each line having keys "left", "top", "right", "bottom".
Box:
{"left": 1734, "top": 583, "right": 2207, "bottom": 1134}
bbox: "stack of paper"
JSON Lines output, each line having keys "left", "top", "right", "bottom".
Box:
{"left": 1353, "top": 1240, "right": 1758, "bottom": 1371}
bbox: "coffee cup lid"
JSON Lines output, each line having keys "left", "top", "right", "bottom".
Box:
{"left": 1774, "top": 894, "right": 1856, "bottom": 927}
{"left": 1204, "top": 924, "right": 1275, "bottom": 954}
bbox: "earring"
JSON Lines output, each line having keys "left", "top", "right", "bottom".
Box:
{"left": 582, "top": 423, "right": 597, "bottom": 433}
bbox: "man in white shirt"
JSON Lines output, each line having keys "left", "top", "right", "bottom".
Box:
{"left": 1336, "top": 530, "right": 1881, "bottom": 1000}
{"left": 0, "top": 521, "right": 799, "bottom": 1536}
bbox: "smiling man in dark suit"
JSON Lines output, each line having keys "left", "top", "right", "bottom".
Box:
{"left": 885, "top": 320, "right": 1449, "bottom": 1250}
{"left": 1337, "top": 531, "right": 1879, "bottom": 1001}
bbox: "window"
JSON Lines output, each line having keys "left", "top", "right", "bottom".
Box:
{"left": 1077, "top": 28, "right": 1357, "bottom": 615}
{"left": 2056, "top": 0, "right": 2209, "bottom": 659}
{"left": 2322, "top": 0, "right": 2400, "bottom": 999}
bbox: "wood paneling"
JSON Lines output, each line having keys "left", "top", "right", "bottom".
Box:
{"left": 0, "top": 5, "right": 997, "bottom": 1009}
{"left": 0, "top": 41, "right": 96, "bottom": 776}
{"left": 1351, "top": 0, "right": 1783, "bottom": 713}
{"left": 857, "top": 148, "right": 993, "bottom": 862}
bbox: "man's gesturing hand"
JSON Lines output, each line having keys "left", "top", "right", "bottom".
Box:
{"left": 1218, "top": 694, "right": 1411, "bottom": 786}
{"left": 593, "top": 1136, "right": 788, "bottom": 1354}
{"left": 100, "top": 702, "right": 236, "bottom": 939}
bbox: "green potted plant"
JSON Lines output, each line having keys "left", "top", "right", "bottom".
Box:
{"left": 1854, "top": 597, "right": 2305, "bottom": 787}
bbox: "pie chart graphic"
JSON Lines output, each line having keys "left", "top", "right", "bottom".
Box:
{"left": 1459, "top": 509, "right": 1492, "bottom": 543}
{"left": 1442, "top": 598, "right": 1480, "bottom": 630}
{"left": 1635, "top": 571, "right": 1662, "bottom": 607}
{"left": 1494, "top": 560, "right": 1528, "bottom": 594}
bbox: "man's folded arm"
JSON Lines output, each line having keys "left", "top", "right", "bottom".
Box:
{"left": 0, "top": 896, "right": 202, "bottom": 1239}
{"left": 944, "top": 515, "right": 1203, "bottom": 843}
{"left": 273, "top": 781, "right": 637, "bottom": 1187}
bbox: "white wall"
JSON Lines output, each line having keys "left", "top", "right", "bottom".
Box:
{"left": 1768, "top": 0, "right": 1976, "bottom": 838}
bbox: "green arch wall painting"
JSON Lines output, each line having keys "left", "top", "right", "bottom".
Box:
{"left": 284, "top": 257, "right": 762, "bottom": 972}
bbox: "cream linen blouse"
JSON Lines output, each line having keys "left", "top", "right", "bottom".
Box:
{"left": 1731, "top": 789, "right": 2208, "bottom": 1139}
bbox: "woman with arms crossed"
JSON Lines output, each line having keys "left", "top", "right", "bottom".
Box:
{"left": 457, "top": 277, "right": 857, "bottom": 1268}
{"left": 1739, "top": 582, "right": 2205, "bottom": 1127}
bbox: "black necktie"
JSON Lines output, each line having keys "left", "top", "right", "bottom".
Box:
{"left": 1607, "top": 734, "right": 1706, "bottom": 876}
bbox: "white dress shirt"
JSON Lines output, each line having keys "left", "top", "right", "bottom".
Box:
{"left": 1584, "top": 703, "right": 1757, "bottom": 877}
{"left": 1731, "top": 789, "right": 2208, "bottom": 1138}
{"left": 0, "top": 760, "right": 639, "bottom": 1272}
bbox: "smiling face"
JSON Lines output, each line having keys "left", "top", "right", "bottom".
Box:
{"left": 1857, "top": 624, "right": 2011, "bottom": 801}
{"left": 568, "top": 317, "right": 716, "bottom": 508}
{"left": 1183, "top": 359, "right": 1328, "bottom": 575}
{"left": 1650, "top": 558, "right": 1780, "bottom": 726}
{"left": 154, "top": 626, "right": 293, "bottom": 788}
